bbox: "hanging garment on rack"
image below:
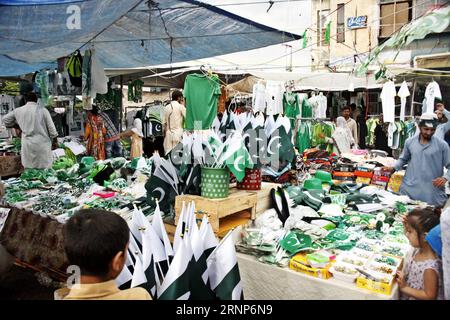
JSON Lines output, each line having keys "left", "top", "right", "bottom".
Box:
{"left": 252, "top": 81, "right": 266, "bottom": 113}
{"left": 308, "top": 93, "right": 319, "bottom": 118}
{"left": 380, "top": 80, "right": 396, "bottom": 123}
{"left": 142, "top": 102, "right": 164, "bottom": 138}
{"left": 366, "top": 117, "right": 379, "bottom": 146}
{"left": 301, "top": 97, "right": 313, "bottom": 118}
{"left": 128, "top": 79, "right": 144, "bottom": 103}
{"left": 398, "top": 81, "right": 410, "bottom": 121}
{"left": 265, "top": 81, "right": 283, "bottom": 115}
{"left": 317, "top": 92, "right": 327, "bottom": 119}
{"left": 0, "top": 94, "right": 15, "bottom": 138}
{"left": 424, "top": 81, "right": 442, "bottom": 115}
{"left": 184, "top": 73, "right": 221, "bottom": 130}
{"left": 95, "top": 81, "right": 121, "bottom": 111}
{"left": 296, "top": 121, "right": 311, "bottom": 153}
{"left": 387, "top": 122, "right": 397, "bottom": 148}
{"left": 283, "top": 92, "right": 300, "bottom": 129}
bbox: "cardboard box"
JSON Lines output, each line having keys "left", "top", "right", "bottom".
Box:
{"left": 356, "top": 277, "right": 394, "bottom": 295}
{"left": 289, "top": 253, "right": 333, "bottom": 279}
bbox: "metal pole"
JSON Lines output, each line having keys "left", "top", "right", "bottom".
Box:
{"left": 410, "top": 79, "right": 416, "bottom": 117}
{"left": 120, "top": 75, "right": 123, "bottom": 132}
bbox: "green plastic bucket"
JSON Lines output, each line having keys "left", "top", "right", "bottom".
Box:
{"left": 201, "top": 167, "right": 230, "bottom": 199}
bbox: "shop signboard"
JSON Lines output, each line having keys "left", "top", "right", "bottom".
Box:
{"left": 347, "top": 16, "right": 367, "bottom": 29}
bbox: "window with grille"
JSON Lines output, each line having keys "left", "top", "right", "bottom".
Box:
{"left": 337, "top": 3, "right": 345, "bottom": 43}
{"left": 379, "top": 0, "right": 411, "bottom": 38}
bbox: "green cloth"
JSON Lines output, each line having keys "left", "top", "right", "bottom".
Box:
{"left": 301, "top": 98, "right": 313, "bottom": 118}
{"left": 184, "top": 74, "right": 221, "bottom": 130}
{"left": 366, "top": 118, "right": 379, "bottom": 146}
{"left": 311, "top": 122, "right": 334, "bottom": 153}
{"left": 296, "top": 121, "right": 311, "bottom": 153}
{"left": 127, "top": 79, "right": 144, "bottom": 102}
{"left": 283, "top": 93, "right": 300, "bottom": 129}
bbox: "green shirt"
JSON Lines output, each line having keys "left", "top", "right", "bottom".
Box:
{"left": 301, "top": 98, "right": 313, "bottom": 118}
{"left": 184, "top": 74, "right": 221, "bottom": 130}
{"left": 283, "top": 93, "right": 300, "bottom": 129}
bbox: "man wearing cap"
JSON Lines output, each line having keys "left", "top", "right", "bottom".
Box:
{"left": 386, "top": 113, "right": 450, "bottom": 207}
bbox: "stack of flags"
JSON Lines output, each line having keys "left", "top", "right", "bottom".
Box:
{"left": 117, "top": 202, "right": 244, "bottom": 300}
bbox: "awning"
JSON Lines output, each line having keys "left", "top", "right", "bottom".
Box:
{"left": 0, "top": 0, "right": 300, "bottom": 76}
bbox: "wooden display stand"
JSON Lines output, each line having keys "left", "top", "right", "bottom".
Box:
{"left": 172, "top": 182, "right": 280, "bottom": 238}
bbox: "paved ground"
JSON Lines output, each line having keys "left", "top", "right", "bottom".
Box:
{"left": 0, "top": 265, "right": 55, "bottom": 300}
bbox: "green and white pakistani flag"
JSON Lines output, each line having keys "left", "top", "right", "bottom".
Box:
{"left": 302, "top": 29, "right": 308, "bottom": 48}
{"left": 219, "top": 131, "right": 253, "bottom": 182}
{"left": 158, "top": 238, "right": 193, "bottom": 300}
{"left": 207, "top": 230, "right": 244, "bottom": 300}
{"left": 324, "top": 19, "right": 331, "bottom": 44}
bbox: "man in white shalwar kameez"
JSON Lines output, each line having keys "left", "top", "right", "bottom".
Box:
{"left": 2, "top": 92, "right": 58, "bottom": 169}
{"left": 163, "top": 90, "right": 186, "bottom": 155}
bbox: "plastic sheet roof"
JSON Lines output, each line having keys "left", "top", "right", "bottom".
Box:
{"left": 0, "top": 0, "right": 300, "bottom": 76}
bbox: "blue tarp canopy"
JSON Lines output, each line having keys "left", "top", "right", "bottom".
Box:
{"left": 0, "top": 0, "right": 300, "bottom": 76}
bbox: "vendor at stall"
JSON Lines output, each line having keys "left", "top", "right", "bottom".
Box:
{"left": 2, "top": 92, "right": 58, "bottom": 169}
{"left": 342, "top": 105, "right": 358, "bottom": 146}
{"left": 163, "top": 90, "right": 185, "bottom": 155}
{"left": 386, "top": 113, "right": 450, "bottom": 208}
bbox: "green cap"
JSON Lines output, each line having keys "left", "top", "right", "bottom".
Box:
{"left": 303, "top": 178, "right": 323, "bottom": 190}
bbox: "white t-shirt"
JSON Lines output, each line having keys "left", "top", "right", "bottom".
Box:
{"left": 317, "top": 93, "right": 327, "bottom": 118}
{"left": 381, "top": 81, "right": 396, "bottom": 123}
{"left": 387, "top": 122, "right": 396, "bottom": 148}
{"left": 265, "top": 81, "right": 284, "bottom": 115}
{"left": 397, "top": 81, "right": 410, "bottom": 121}
{"left": 424, "top": 81, "right": 442, "bottom": 114}
{"left": 252, "top": 82, "right": 266, "bottom": 113}
{"left": 308, "top": 94, "right": 319, "bottom": 118}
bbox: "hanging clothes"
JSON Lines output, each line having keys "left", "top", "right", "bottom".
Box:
{"left": 424, "top": 81, "right": 442, "bottom": 114}
{"left": 184, "top": 73, "right": 221, "bottom": 130}
{"left": 252, "top": 81, "right": 266, "bottom": 113}
{"left": 380, "top": 80, "right": 396, "bottom": 123}
{"left": 296, "top": 121, "right": 311, "bottom": 153}
{"left": 301, "top": 96, "right": 313, "bottom": 118}
{"left": 317, "top": 92, "right": 327, "bottom": 118}
{"left": 128, "top": 79, "right": 144, "bottom": 103}
{"left": 283, "top": 92, "right": 300, "bottom": 129}
{"left": 265, "top": 81, "right": 283, "bottom": 115}
{"left": 398, "top": 81, "right": 410, "bottom": 121}
{"left": 366, "top": 117, "right": 379, "bottom": 146}
{"left": 308, "top": 93, "right": 319, "bottom": 118}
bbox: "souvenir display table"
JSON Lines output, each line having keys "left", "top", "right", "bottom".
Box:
{"left": 237, "top": 253, "right": 399, "bottom": 300}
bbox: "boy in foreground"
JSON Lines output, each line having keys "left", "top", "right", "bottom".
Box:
{"left": 55, "top": 209, "right": 151, "bottom": 300}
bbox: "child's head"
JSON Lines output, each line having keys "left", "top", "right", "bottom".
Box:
{"left": 405, "top": 207, "right": 440, "bottom": 249}
{"left": 64, "top": 209, "right": 130, "bottom": 281}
